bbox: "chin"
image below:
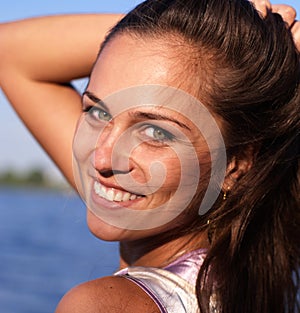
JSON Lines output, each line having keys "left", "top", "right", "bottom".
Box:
{"left": 86, "top": 209, "right": 129, "bottom": 242}
{"left": 85, "top": 207, "right": 177, "bottom": 243}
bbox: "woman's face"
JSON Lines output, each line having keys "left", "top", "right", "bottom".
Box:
{"left": 72, "top": 35, "right": 226, "bottom": 241}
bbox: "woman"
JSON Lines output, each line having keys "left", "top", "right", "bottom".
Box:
{"left": 0, "top": 0, "right": 299, "bottom": 312}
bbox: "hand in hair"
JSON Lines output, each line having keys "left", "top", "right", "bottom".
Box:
{"left": 251, "top": 0, "right": 300, "bottom": 50}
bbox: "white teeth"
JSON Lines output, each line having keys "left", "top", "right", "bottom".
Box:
{"left": 114, "top": 192, "right": 123, "bottom": 202}
{"left": 107, "top": 189, "right": 114, "bottom": 201}
{"left": 93, "top": 181, "right": 142, "bottom": 202}
{"left": 95, "top": 182, "right": 101, "bottom": 194}
{"left": 122, "top": 192, "right": 131, "bottom": 202}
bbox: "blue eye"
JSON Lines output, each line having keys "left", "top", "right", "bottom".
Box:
{"left": 86, "top": 106, "right": 112, "bottom": 122}
{"left": 144, "top": 126, "right": 175, "bottom": 142}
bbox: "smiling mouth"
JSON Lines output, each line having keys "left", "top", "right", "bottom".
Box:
{"left": 93, "top": 181, "right": 144, "bottom": 202}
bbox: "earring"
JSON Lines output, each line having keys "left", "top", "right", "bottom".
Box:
{"left": 223, "top": 187, "right": 230, "bottom": 200}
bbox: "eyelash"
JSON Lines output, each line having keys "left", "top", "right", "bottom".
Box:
{"left": 141, "top": 124, "right": 176, "bottom": 144}
{"left": 83, "top": 105, "right": 176, "bottom": 145}
{"left": 83, "top": 105, "right": 112, "bottom": 122}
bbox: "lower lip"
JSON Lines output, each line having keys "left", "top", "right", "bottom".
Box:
{"left": 90, "top": 185, "right": 144, "bottom": 210}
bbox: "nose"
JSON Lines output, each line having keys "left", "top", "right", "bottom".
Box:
{"left": 93, "top": 123, "right": 132, "bottom": 177}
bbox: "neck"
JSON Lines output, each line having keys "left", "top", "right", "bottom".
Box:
{"left": 119, "top": 229, "right": 209, "bottom": 269}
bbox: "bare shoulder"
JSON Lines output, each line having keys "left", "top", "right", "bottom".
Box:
{"left": 55, "top": 275, "right": 161, "bottom": 313}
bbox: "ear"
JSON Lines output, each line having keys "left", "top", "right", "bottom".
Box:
{"left": 223, "top": 150, "right": 253, "bottom": 192}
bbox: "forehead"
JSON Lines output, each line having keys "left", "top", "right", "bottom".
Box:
{"left": 86, "top": 34, "right": 223, "bottom": 138}
{"left": 88, "top": 34, "right": 176, "bottom": 98}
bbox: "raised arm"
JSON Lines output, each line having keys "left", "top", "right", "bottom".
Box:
{"left": 0, "top": 14, "right": 122, "bottom": 187}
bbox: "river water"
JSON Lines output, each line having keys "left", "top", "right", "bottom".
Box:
{"left": 0, "top": 187, "right": 119, "bottom": 313}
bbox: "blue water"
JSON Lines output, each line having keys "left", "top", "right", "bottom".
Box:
{"left": 0, "top": 187, "right": 119, "bottom": 313}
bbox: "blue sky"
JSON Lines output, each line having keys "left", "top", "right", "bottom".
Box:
{"left": 0, "top": 0, "right": 299, "bottom": 180}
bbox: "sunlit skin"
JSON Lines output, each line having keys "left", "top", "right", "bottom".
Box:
{"left": 72, "top": 34, "right": 215, "bottom": 267}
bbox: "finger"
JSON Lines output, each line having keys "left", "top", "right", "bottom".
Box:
{"left": 250, "top": 0, "right": 271, "bottom": 16}
{"left": 272, "top": 4, "right": 297, "bottom": 27}
{"left": 291, "top": 21, "right": 300, "bottom": 52}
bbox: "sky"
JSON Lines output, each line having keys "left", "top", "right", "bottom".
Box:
{"left": 0, "top": 0, "right": 299, "bottom": 181}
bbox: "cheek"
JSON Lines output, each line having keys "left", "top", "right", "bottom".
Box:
{"left": 72, "top": 118, "right": 97, "bottom": 162}
{"left": 130, "top": 146, "right": 184, "bottom": 191}
{"left": 195, "top": 141, "right": 213, "bottom": 188}
{"left": 72, "top": 118, "right": 101, "bottom": 197}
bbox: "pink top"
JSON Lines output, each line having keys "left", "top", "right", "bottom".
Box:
{"left": 164, "top": 248, "right": 207, "bottom": 284}
{"left": 115, "top": 249, "right": 207, "bottom": 313}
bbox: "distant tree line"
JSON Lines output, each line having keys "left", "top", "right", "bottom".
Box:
{"left": 0, "top": 168, "right": 50, "bottom": 188}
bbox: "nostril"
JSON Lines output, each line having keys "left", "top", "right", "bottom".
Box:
{"left": 99, "top": 169, "right": 130, "bottom": 178}
{"left": 99, "top": 169, "right": 114, "bottom": 178}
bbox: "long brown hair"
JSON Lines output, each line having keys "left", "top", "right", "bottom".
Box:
{"left": 100, "top": 1, "right": 300, "bottom": 312}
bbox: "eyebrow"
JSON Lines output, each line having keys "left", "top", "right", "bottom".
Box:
{"left": 82, "top": 91, "right": 109, "bottom": 111}
{"left": 82, "top": 91, "right": 190, "bottom": 131}
{"left": 130, "top": 111, "right": 191, "bottom": 131}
